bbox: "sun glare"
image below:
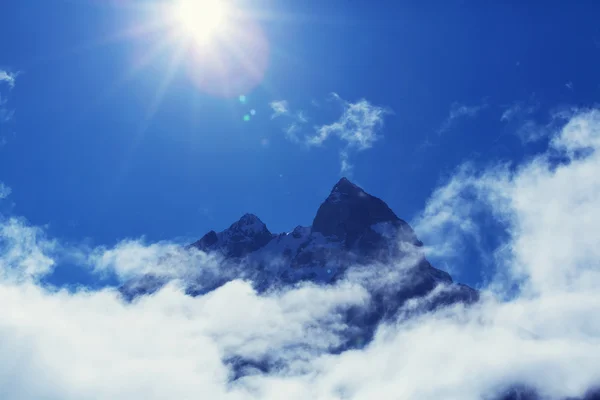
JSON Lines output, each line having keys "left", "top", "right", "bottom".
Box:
{"left": 130, "top": 0, "right": 270, "bottom": 98}
{"left": 170, "top": 0, "right": 231, "bottom": 44}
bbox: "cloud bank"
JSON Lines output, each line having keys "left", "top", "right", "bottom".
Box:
{"left": 1, "top": 109, "right": 600, "bottom": 398}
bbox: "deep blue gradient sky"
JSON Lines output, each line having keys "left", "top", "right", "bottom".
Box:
{"left": 1, "top": 0, "right": 599, "bottom": 287}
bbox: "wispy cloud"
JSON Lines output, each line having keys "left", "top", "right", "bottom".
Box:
{"left": 0, "top": 182, "right": 11, "bottom": 199}
{"left": 437, "top": 101, "right": 488, "bottom": 135}
{"left": 0, "top": 94, "right": 15, "bottom": 123}
{"left": 500, "top": 99, "right": 539, "bottom": 123}
{"left": 339, "top": 150, "right": 353, "bottom": 175}
{"left": 0, "top": 70, "right": 17, "bottom": 89}
{"left": 284, "top": 121, "right": 302, "bottom": 143}
{"left": 307, "top": 93, "right": 387, "bottom": 151}
{"left": 0, "top": 70, "right": 17, "bottom": 143}
{"left": 269, "top": 94, "right": 389, "bottom": 175}
{"left": 501, "top": 98, "right": 575, "bottom": 144}
{"left": 269, "top": 100, "right": 290, "bottom": 119}
{"left": 307, "top": 93, "right": 389, "bottom": 174}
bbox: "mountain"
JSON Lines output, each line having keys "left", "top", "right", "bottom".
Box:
{"left": 182, "top": 178, "right": 476, "bottom": 299}
{"left": 122, "top": 177, "right": 477, "bottom": 305}
{"left": 122, "top": 177, "right": 478, "bottom": 302}
{"left": 120, "top": 178, "right": 478, "bottom": 368}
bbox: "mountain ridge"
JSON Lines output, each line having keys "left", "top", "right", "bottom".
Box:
{"left": 123, "top": 177, "right": 477, "bottom": 305}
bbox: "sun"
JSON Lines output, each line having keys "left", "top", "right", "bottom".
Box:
{"left": 127, "top": 0, "right": 270, "bottom": 98}
{"left": 169, "top": 0, "right": 232, "bottom": 45}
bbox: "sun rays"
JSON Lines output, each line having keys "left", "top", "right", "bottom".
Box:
{"left": 168, "top": 0, "right": 232, "bottom": 45}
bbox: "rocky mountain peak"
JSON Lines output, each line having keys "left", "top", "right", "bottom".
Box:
{"left": 190, "top": 213, "right": 273, "bottom": 258}
{"left": 311, "top": 178, "right": 404, "bottom": 246}
{"left": 228, "top": 213, "right": 269, "bottom": 235}
{"left": 329, "top": 177, "right": 366, "bottom": 199}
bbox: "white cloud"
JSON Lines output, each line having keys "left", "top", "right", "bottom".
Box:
{"left": 437, "top": 101, "right": 488, "bottom": 135}
{"left": 501, "top": 99, "right": 576, "bottom": 144}
{"left": 0, "top": 182, "right": 11, "bottom": 199}
{"left": 0, "top": 70, "right": 17, "bottom": 89}
{"left": 0, "top": 217, "right": 57, "bottom": 281}
{"left": 269, "top": 100, "right": 289, "bottom": 119}
{"left": 0, "top": 94, "right": 15, "bottom": 123}
{"left": 0, "top": 71, "right": 18, "bottom": 131}
{"left": 269, "top": 101, "right": 310, "bottom": 143}
{"left": 307, "top": 94, "right": 387, "bottom": 151}
{"left": 269, "top": 94, "right": 389, "bottom": 175}
{"left": 500, "top": 99, "right": 539, "bottom": 123}
{"left": 1, "top": 109, "right": 600, "bottom": 398}
{"left": 307, "top": 94, "right": 389, "bottom": 175}
{"left": 340, "top": 150, "right": 353, "bottom": 175}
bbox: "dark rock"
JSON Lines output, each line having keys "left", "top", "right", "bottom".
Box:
{"left": 311, "top": 178, "right": 420, "bottom": 248}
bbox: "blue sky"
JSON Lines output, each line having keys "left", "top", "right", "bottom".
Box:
{"left": 1, "top": 0, "right": 600, "bottom": 287}
{"left": 3, "top": 1, "right": 600, "bottom": 399}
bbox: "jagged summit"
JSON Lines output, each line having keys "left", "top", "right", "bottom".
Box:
{"left": 312, "top": 178, "right": 410, "bottom": 247}
{"left": 329, "top": 177, "right": 365, "bottom": 198}
{"left": 227, "top": 213, "right": 270, "bottom": 235}
{"left": 191, "top": 213, "right": 273, "bottom": 258}
{"left": 189, "top": 178, "right": 425, "bottom": 261}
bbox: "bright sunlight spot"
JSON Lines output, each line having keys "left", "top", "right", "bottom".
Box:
{"left": 169, "top": 0, "right": 231, "bottom": 44}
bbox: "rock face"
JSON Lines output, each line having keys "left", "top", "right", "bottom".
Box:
{"left": 312, "top": 177, "right": 421, "bottom": 248}
{"left": 191, "top": 213, "right": 273, "bottom": 258}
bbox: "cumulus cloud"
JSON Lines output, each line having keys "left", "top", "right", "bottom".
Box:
{"left": 1, "top": 109, "right": 600, "bottom": 398}
{"left": 0, "top": 216, "right": 57, "bottom": 281}
{"left": 437, "top": 101, "right": 488, "bottom": 135}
